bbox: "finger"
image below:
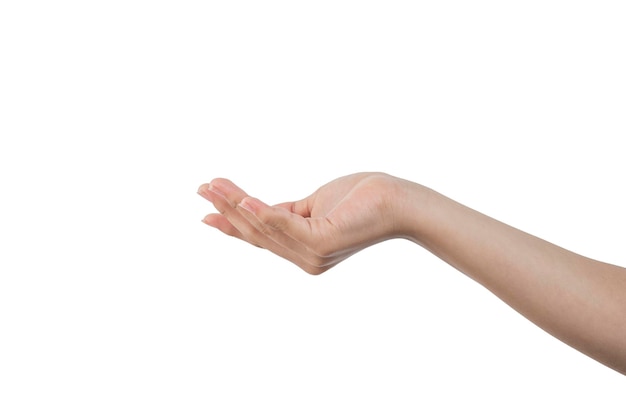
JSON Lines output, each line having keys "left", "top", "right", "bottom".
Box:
{"left": 199, "top": 179, "right": 263, "bottom": 243}
{"left": 234, "top": 204, "right": 332, "bottom": 272}
{"left": 200, "top": 180, "right": 338, "bottom": 274}
{"left": 200, "top": 179, "right": 257, "bottom": 232}
{"left": 201, "top": 181, "right": 323, "bottom": 269}
{"left": 274, "top": 198, "right": 312, "bottom": 218}
{"left": 204, "top": 178, "right": 248, "bottom": 207}
{"left": 202, "top": 213, "right": 244, "bottom": 240}
{"left": 239, "top": 197, "right": 311, "bottom": 236}
{"left": 239, "top": 196, "right": 342, "bottom": 256}
{"left": 237, "top": 201, "right": 359, "bottom": 274}
{"left": 236, "top": 200, "right": 321, "bottom": 262}
{"left": 197, "top": 183, "right": 213, "bottom": 201}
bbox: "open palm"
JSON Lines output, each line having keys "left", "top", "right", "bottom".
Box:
{"left": 199, "top": 172, "right": 406, "bottom": 274}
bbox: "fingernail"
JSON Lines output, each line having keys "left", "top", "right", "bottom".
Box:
{"left": 197, "top": 184, "right": 210, "bottom": 195}
{"left": 238, "top": 198, "right": 255, "bottom": 214}
{"left": 208, "top": 183, "right": 226, "bottom": 198}
{"left": 201, "top": 215, "right": 215, "bottom": 227}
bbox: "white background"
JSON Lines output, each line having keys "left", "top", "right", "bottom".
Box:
{"left": 1, "top": 1, "right": 625, "bottom": 415}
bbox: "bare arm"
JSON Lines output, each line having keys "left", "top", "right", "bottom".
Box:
{"left": 198, "top": 172, "right": 626, "bottom": 374}
{"left": 402, "top": 181, "right": 626, "bottom": 375}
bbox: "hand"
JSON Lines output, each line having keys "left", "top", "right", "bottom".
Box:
{"left": 198, "top": 172, "right": 412, "bottom": 274}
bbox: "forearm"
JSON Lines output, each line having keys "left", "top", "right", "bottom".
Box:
{"left": 401, "top": 182, "right": 626, "bottom": 374}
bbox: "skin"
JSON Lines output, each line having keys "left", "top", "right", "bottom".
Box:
{"left": 198, "top": 172, "right": 626, "bottom": 375}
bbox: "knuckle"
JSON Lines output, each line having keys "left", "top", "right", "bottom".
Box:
{"left": 257, "top": 208, "right": 287, "bottom": 232}
{"left": 254, "top": 221, "right": 274, "bottom": 236}
{"left": 313, "top": 245, "right": 334, "bottom": 259}
{"left": 309, "top": 237, "right": 337, "bottom": 259}
{"left": 302, "top": 264, "right": 327, "bottom": 276}
{"left": 307, "top": 252, "right": 330, "bottom": 268}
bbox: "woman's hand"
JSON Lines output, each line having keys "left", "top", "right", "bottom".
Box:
{"left": 199, "top": 171, "right": 626, "bottom": 374}
{"left": 198, "top": 172, "right": 415, "bottom": 274}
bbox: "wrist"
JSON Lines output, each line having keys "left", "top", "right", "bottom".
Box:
{"left": 385, "top": 176, "right": 435, "bottom": 242}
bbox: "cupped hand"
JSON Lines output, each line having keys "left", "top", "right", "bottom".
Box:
{"left": 198, "top": 172, "right": 411, "bottom": 274}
